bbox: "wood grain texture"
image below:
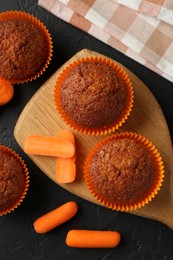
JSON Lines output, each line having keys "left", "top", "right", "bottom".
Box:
{"left": 14, "top": 49, "right": 173, "bottom": 229}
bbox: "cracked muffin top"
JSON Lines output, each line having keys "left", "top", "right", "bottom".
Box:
{"left": 0, "top": 18, "right": 47, "bottom": 81}
{"left": 89, "top": 138, "right": 156, "bottom": 205}
{"left": 60, "top": 61, "right": 127, "bottom": 129}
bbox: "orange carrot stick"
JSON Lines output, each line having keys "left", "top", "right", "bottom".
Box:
{"left": 56, "top": 130, "right": 76, "bottom": 183}
{"left": 0, "top": 78, "right": 14, "bottom": 106}
{"left": 56, "top": 158, "right": 76, "bottom": 183}
{"left": 66, "top": 230, "right": 121, "bottom": 248}
{"left": 24, "top": 135, "right": 75, "bottom": 158}
{"left": 33, "top": 201, "right": 78, "bottom": 234}
{"left": 56, "top": 129, "right": 75, "bottom": 145}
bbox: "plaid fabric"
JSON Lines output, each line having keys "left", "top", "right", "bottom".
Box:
{"left": 38, "top": 0, "right": 173, "bottom": 83}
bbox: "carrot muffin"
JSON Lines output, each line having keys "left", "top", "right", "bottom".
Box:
{"left": 0, "top": 11, "right": 52, "bottom": 83}
{"left": 0, "top": 145, "right": 29, "bottom": 216}
{"left": 54, "top": 57, "right": 133, "bottom": 135}
{"left": 84, "top": 132, "right": 164, "bottom": 211}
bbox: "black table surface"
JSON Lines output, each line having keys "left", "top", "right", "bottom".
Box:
{"left": 0, "top": 1, "right": 173, "bottom": 259}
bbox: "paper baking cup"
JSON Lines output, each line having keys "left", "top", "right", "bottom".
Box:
{"left": 0, "top": 11, "right": 53, "bottom": 84}
{"left": 0, "top": 145, "right": 29, "bottom": 216}
{"left": 84, "top": 132, "right": 164, "bottom": 211}
{"left": 54, "top": 57, "right": 133, "bottom": 136}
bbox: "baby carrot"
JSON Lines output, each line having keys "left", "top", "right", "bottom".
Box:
{"left": 66, "top": 230, "right": 121, "bottom": 248}
{"left": 56, "top": 130, "right": 76, "bottom": 183}
{"left": 56, "top": 129, "right": 75, "bottom": 145}
{"left": 56, "top": 158, "right": 76, "bottom": 183}
{"left": 33, "top": 201, "right": 78, "bottom": 234}
{"left": 0, "top": 78, "right": 14, "bottom": 106}
{"left": 24, "top": 135, "right": 75, "bottom": 158}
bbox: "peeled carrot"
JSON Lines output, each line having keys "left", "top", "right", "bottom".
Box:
{"left": 0, "top": 78, "right": 14, "bottom": 106}
{"left": 56, "top": 129, "right": 75, "bottom": 145}
{"left": 56, "top": 130, "right": 76, "bottom": 183}
{"left": 33, "top": 201, "right": 78, "bottom": 234}
{"left": 56, "top": 158, "right": 76, "bottom": 183}
{"left": 66, "top": 230, "right": 121, "bottom": 248}
{"left": 24, "top": 135, "right": 75, "bottom": 158}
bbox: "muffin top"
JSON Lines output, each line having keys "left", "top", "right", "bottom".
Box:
{"left": 89, "top": 138, "right": 156, "bottom": 205}
{"left": 0, "top": 18, "right": 47, "bottom": 80}
{"left": 60, "top": 61, "right": 127, "bottom": 129}
{"left": 0, "top": 149, "right": 25, "bottom": 211}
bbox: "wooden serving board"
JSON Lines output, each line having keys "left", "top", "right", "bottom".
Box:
{"left": 14, "top": 49, "right": 173, "bottom": 230}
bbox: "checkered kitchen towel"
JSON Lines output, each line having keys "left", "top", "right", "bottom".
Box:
{"left": 38, "top": 0, "right": 173, "bottom": 83}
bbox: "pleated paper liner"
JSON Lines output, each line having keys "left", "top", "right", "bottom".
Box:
{"left": 0, "top": 11, "right": 53, "bottom": 84}
{"left": 54, "top": 57, "right": 134, "bottom": 136}
{"left": 0, "top": 145, "right": 29, "bottom": 216}
{"left": 84, "top": 132, "right": 164, "bottom": 211}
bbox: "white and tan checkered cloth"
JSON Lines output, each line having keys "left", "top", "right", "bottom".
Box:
{"left": 38, "top": 0, "right": 173, "bottom": 83}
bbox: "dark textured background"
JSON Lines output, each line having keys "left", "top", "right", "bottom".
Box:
{"left": 0, "top": 0, "right": 173, "bottom": 259}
